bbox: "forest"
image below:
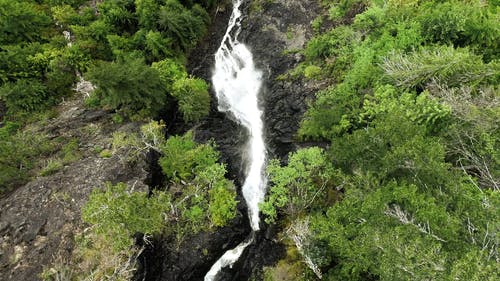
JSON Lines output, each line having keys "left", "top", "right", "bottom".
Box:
{"left": 0, "top": 0, "right": 498, "bottom": 280}
{"left": 261, "top": 0, "right": 499, "bottom": 280}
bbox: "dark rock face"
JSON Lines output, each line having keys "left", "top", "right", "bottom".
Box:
{"left": 137, "top": 212, "right": 250, "bottom": 281}
{"left": 241, "top": 0, "right": 323, "bottom": 161}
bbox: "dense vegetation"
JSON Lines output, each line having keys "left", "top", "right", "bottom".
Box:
{"left": 262, "top": 0, "right": 499, "bottom": 280}
{"left": 74, "top": 122, "right": 237, "bottom": 280}
{"left": 0, "top": 0, "right": 216, "bottom": 193}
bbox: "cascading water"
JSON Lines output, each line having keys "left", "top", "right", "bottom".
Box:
{"left": 204, "top": 0, "right": 267, "bottom": 279}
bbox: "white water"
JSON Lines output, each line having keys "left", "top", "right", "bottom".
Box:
{"left": 205, "top": 0, "right": 267, "bottom": 279}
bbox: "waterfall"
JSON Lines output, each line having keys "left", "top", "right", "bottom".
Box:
{"left": 205, "top": 0, "right": 267, "bottom": 279}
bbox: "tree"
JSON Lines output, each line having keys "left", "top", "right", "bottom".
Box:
{"left": 158, "top": 0, "right": 209, "bottom": 52}
{"left": 172, "top": 77, "right": 210, "bottom": 122}
{"left": 152, "top": 58, "right": 187, "bottom": 92}
{"left": 158, "top": 131, "right": 219, "bottom": 182}
{"left": 82, "top": 182, "right": 171, "bottom": 251}
{"left": 260, "top": 147, "right": 336, "bottom": 223}
{"left": 85, "top": 57, "right": 167, "bottom": 118}
{"left": 0, "top": 79, "right": 52, "bottom": 114}
{"left": 0, "top": 0, "right": 52, "bottom": 44}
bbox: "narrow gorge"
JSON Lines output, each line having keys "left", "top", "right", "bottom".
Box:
{"left": 4, "top": 0, "right": 493, "bottom": 281}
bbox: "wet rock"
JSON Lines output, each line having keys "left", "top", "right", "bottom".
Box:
{"left": 138, "top": 213, "right": 250, "bottom": 281}
{"left": 240, "top": 0, "right": 323, "bottom": 160}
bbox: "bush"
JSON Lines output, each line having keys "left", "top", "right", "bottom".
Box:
{"left": 152, "top": 58, "right": 187, "bottom": 92}
{"left": 159, "top": 132, "right": 218, "bottom": 182}
{"left": 82, "top": 182, "right": 171, "bottom": 251}
{"left": 382, "top": 46, "right": 500, "bottom": 89}
{"left": 0, "top": 79, "right": 53, "bottom": 114}
{"left": 158, "top": 1, "right": 209, "bottom": 52}
{"left": 418, "top": 1, "right": 500, "bottom": 60}
{"left": 303, "top": 65, "right": 322, "bottom": 79}
{"left": 85, "top": 57, "right": 167, "bottom": 118}
{"left": 172, "top": 77, "right": 210, "bottom": 122}
{"left": 0, "top": 123, "right": 54, "bottom": 193}
{"left": 0, "top": 0, "right": 52, "bottom": 44}
{"left": 261, "top": 147, "right": 335, "bottom": 223}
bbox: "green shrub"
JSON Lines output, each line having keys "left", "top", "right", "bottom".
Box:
{"left": 152, "top": 58, "right": 187, "bottom": 92}
{"left": 382, "top": 46, "right": 500, "bottom": 89}
{"left": 99, "top": 149, "right": 112, "bottom": 158}
{"left": 40, "top": 159, "right": 64, "bottom": 176}
{"left": 82, "top": 182, "right": 171, "bottom": 251}
{"left": 0, "top": 0, "right": 52, "bottom": 44}
{"left": 418, "top": 1, "right": 500, "bottom": 60}
{"left": 172, "top": 77, "right": 210, "bottom": 122}
{"left": 261, "top": 147, "right": 335, "bottom": 223}
{"left": 158, "top": 1, "right": 209, "bottom": 52}
{"left": 159, "top": 132, "right": 218, "bottom": 182}
{"left": 85, "top": 57, "right": 167, "bottom": 118}
{"left": 0, "top": 79, "right": 53, "bottom": 114}
{"left": 0, "top": 123, "right": 54, "bottom": 193}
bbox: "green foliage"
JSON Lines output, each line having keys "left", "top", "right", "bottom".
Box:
{"left": 158, "top": 0, "right": 209, "bottom": 52}
{"left": 276, "top": 1, "right": 500, "bottom": 280}
{"left": 324, "top": 0, "right": 368, "bottom": 21}
{"left": 0, "top": 123, "right": 54, "bottom": 193}
{"left": 382, "top": 46, "right": 499, "bottom": 89}
{"left": 310, "top": 179, "right": 499, "bottom": 281}
{"left": 205, "top": 164, "right": 238, "bottom": 227}
{"left": 135, "top": 0, "right": 161, "bottom": 30}
{"left": 145, "top": 30, "right": 174, "bottom": 62}
{"left": 0, "top": 0, "right": 52, "bottom": 44}
{"left": 261, "top": 147, "right": 335, "bottom": 223}
{"left": 85, "top": 57, "right": 167, "bottom": 118}
{"left": 40, "top": 159, "right": 64, "bottom": 176}
{"left": 152, "top": 58, "right": 188, "bottom": 92}
{"left": 82, "top": 182, "right": 171, "bottom": 251}
{"left": 0, "top": 79, "right": 52, "bottom": 114}
{"left": 159, "top": 132, "right": 219, "bottom": 182}
{"left": 418, "top": 1, "right": 499, "bottom": 60}
{"left": 303, "top": 65, "right": 322, "bottom": 80}
{"left": 172, "top": 77, "right": 210, "bottom": 122}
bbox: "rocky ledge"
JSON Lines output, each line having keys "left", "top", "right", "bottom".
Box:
{"left": 0, "top": 90, "right": 150, "bottom": 280}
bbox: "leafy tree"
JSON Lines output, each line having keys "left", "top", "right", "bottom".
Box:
{"left": 152, "top": 58, "right": 188, "bottom": 92}
{"left": 0, "top": 79, "right": 52, "bottom": 114}
{"left": 0, "top": 122, "right": 54, "bottom": 193}
{"left": 418, "top": 1, "right": 499, "bottom": 60}
{"left": 309, "top": 179, "right": 499, "bottom": 281}
{"left": 0, "top": 0, "right": 52, "bottom": 44}
{"left": 85, "top": 57, "right": 167, "bottom": 118}
{"left": 158, "top": 0, "right": 209, "bottom": 52}
{"left": 158, "top": 131, "right": 219, "bottom": 182}
{"left": 145, "top": 30, "right": 174, "bottom": 62}
{"left": 382, "top": 46, "right": 500, "bottom": 89}
{"left": 261, "top": 147, "right": 336, "bottom": 223}
{"left": 171, "top": 77, "right": 210, "bottom": 122}
{"left": 203, "top": 163, "right": 238, "bottom": 227}
{"left": 97, "top": 0, "right": 137, "bottom": 34}
{"left": 135, "top": 0, "right": 161, "bottom": 30}
{"left": 82, "top": 182, "right": 171, "bottom": 251}
{"left": 0, "top": 43, "right": 45, "bottom": 83}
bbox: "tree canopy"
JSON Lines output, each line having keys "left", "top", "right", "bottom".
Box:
{"left": 262, "top": 0, "right": 500, "bottom": 280}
